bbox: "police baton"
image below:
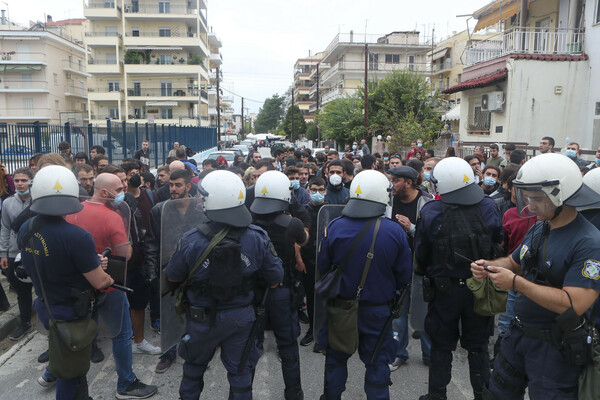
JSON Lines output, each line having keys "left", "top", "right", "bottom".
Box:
{"left": 238, "top": 287, "right": 269, "bottom": 374}
{"left": 101, "top": 248, "right": 135, "bottom": 293}
{"left": 370, "top": 285, "right": 409, "bottom": 365}
{"left": 454, "top": 252, "right": 495, "bottom": 273}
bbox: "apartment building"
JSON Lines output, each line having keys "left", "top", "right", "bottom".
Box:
{"left": 293, "top": 53, "right": 322, "bottom": 123}
{"left": 445, "top": 0, "right": 599, "bottom": 151}
{"left": 0, "top": 27, "right": 89, "bottom": 125}
{"left": 84, "top": 0, "right": 211, "bottom": 126}
{"left": 317, "top": 31, "right": 432, "bottom": 108}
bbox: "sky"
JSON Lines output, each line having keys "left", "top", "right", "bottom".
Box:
{"left": 6, "top": 0, "right": 489, "bottom": 113}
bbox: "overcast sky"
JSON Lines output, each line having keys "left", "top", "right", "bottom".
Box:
{"left": 6, "top": 0, "right": 487, "bottom": 113}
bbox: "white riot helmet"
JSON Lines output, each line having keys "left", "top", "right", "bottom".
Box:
{"left": 31, "top": 165, "right": 83, "bottom": 216}
{"left": 342, "top": 170, "right": 392, "bottom": 218}
{"left": 251, "top": 171, "right": 292, "bottom": 214}
{"left": 581, "top": 168, "right": 600, "bottom": 211}
{"left": 199, "top": 170, "right": 252, "bottom": 227}
{"left": 431, "top": 157, "right": 483, "bottom": 205}
{"left": 513, "top": 153, "right": 598, "bottom": 217}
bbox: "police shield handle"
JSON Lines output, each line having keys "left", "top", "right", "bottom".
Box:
{"left": 370, "top": 286, "right": 409, "bottom": 365}
{"left": 100, "top": 247, "right": 134, "bottom": 293}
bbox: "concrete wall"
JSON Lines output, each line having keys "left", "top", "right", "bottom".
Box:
{"left": 584, "top": 0, "right": 600, "bottom": 149}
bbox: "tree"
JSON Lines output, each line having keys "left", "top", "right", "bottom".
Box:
{"left": 254, "top": 94, "right": 284, "bottom": 133}
{"left": 282, "top": 105, "right": 306, "bottom": 141}
{"left": 319, "top": 95, "right": 364, "bottom": 145}
{"left": 305, "top": 122, "right": 318, "bottom": 141}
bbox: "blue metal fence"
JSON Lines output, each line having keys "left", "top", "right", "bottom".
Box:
{"left": 0, "top": 121, "right": 216, "bottom": 172}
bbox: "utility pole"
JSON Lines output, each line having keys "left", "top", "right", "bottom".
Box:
{"left": 316, "top": 63, "right": 320, "bottom": 144}
{"left": 291, "top": 89, "right": 295, "bottom": 142}
{"left": 363, "top": 43, "right": 368, "bottom": 140}
{"left": 241, "top": 97, "right": 244, "bottom": 138}
{"left": 430, "top": 28, "right": 435, "bottom": 91}
{"left": 216, "top": 67, "right": 221, "bottom": 143}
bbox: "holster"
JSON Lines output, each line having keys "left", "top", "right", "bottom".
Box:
{"left": 188, "top": 306, "right": 207, "bottom": 323}
{"left": 422, "top": 276, "right": 435, "bottom": 302}
{"left": 70, "top": 289, "right": 94, "bottom": 319}
{"left": 554, "top": 307, "right": 593, "bottom": 366}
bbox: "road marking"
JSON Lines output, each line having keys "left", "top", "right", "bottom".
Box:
{"left": 16, "top": 379, "right": 28, "bottom": 388}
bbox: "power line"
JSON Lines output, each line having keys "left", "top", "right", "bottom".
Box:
{"left": 218, "top": 86, "right": 265, "bottom": 104}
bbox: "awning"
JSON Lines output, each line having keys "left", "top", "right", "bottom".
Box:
{"left": 146, "top": 101, "right": 178, "bottom": 106}
{"left": 3, "top": 65, "right": 42, "bottom": 71}
{"left": 442, "top": 104, "right": 461, "bottom": 121}
{"left": 127, "top": 47, "right": 182, "bottom": 51}
{"left": 431, "top": 47, "right": 450, "bottom": 61}
{"left": 442, "top": 70, "right": 508, "bottom": 94}
{"left": 474, "top": 0, "right": 528, "bottom": 32}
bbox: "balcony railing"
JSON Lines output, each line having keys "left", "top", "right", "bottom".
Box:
{"left": 85, "top": 31, "right": 123, "bottom": 38}
{"left": 88, "top": 88, "right": 124, "bottom": 93}
{"left": 88, "top": 59, "right": 120, "bottom": 65}
{"left": 65, "top": 86, "right": 88, "bottom": 97}
{"left": 324, "top": 32, "right": 434, "bottom": 60}
{"left": 0, "top": 52, "right": 46, "bottom": 63}
{"left": 466, "top": 27, "right": 584, "bottom": 67}
{"left": 0, "top": 81, "right": 49, "bottom": 90}
{"left": 125, "top": 32, "right": 197, "bottom": 37}
{"left": 126, "top": 88, "right": 199, "bottom": 97}
{"left": 124, "top": 4, "right": 198, "bottom": 15}
{"left": 86, "top": 2, "right": 122, "bottom": 10}
{"left": 200, "top": 90, "right": 208, "bottom": 100}
{"left": 62, "top": 60, "right": 87, "bottom": 73}
{"left": 309, "top": 102, "right": 318, "bottom": 113}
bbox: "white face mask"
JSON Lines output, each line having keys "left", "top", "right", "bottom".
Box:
{"left": 329, "top": 174, "right": 342, "bottom": 186}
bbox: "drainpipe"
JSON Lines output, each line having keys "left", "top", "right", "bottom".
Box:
{"left": 520, "top": 0, "right": 528, "bottom": 27}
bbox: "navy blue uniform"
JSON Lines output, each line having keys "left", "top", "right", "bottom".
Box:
{"left": 318, "top": 216, "right": 412, "bottom": 399}
{"left": 414, "top": 197, "right": 502, "bottom": 400}
{"left": 489, "top": 214, "right": 600, "bottom": 399}
{"left": 167, "top": 223, "right": 283, "bottom": 400}
{"left": 18, "top": 216, "right": 99, "bottom": 400}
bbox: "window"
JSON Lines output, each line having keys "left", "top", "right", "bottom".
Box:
{"left": 104, "top": 1, "right": 115, "bottom": 7}
{"left": 408, "top": 55, "right": 415, "bottom": 71}
{"left": 158, "top": 28, "right": 171, "bottom": 37}
{"left": 132, "top": 28, "right": 139, "bottom": 37}
{"left": 385, "top": 54, "right": 400, "bottom": 64}
{"left": 21, "top": 72, "right": 32, "bottom": 89}
{"left": 160, "top": 81, "right": 172, "bottom": 96}
{"left": 596, "top": 102, "right": 600, "bottom": 115}
{"left": 131, "top": 0, "right": 139, "bottom": 12}
{"left": 106, "top": 53, "right": 116, "bottom": 64}
{"left": 469, "top": 100, "right": 491, "bottom": 131}
{"left": 16, "top": 44, "right": 30, "bottom": 61}
{"left": 158, "top": 1, "right": 170, "bottom": 13}
{"left": 23, "top": 98, "right": 34, "bottom": 116}
{"left": 159, "top": 54, "right": 173, "bottom": 64}
{"left": 133, "top": 81, "right": 141, "bottom": 96}
{"left": 109, "top": 107, "right": 119, "bottom": 119}
{"left": 108, "top": 81, "right": 120, "bottom": 92}
{"left": 368, "top": 53, "right": 379, "bottom": 70}
{"left": 53, "top": 73, "right": 58, "bottom": 85}
{"left": 105, "top": 26, "right": 118, "bottom": 37}
{"left": 161, "top": 108, "right": 173, "bottom": 119}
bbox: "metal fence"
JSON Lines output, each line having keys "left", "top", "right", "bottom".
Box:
{"left": 0, "top": 121, "right": 217, "bottom": 173}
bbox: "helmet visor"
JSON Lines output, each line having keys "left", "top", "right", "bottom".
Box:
{"left": 514, "top": 186, "right": 557, "bottom": 218}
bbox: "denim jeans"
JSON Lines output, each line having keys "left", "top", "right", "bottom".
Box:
{"left": 496, "top": 290, "right": 516, "bottom": 336}
{"left": 392, "top": 293, "right": 431, "bottom": 363}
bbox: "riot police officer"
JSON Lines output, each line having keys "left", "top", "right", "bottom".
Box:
{"left": 18, "top": 165, "right": 114, "bottom": 400}
{"left": 251, "top": 171, "right": 309, "bottom": 400}
{"left": 471, "top": 153, "right": 600, "bottom": 399}
{"left": 166, "top": 170, "right": 283, "bottom": 400}
{"left": 415, "top": 157, "right": 503, "bottom": 400}
{"left": 318, "top": 170, "right": 413, "bottom": 400}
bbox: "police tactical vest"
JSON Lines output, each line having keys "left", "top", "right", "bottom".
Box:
{"left": 254, "top": 213, "right": 295, "bottom": 285}
{"left": 432, "top": 203, "right": 494, "bottom": 270}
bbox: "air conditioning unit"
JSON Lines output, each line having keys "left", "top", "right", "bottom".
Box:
{"left": 481, "top": 91, "right": 504, "bottom": 112}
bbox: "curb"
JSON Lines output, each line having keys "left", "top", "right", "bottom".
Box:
{"left": 0, "top": 312, "right": 19, "bottom": 342}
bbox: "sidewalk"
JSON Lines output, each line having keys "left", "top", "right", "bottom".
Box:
{"left": 0, "top": 274, "right": 19, "bottom": 342}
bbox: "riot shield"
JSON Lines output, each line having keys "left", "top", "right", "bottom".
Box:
{"left": 160, "top": 197, "right": 208, "bottom": 352}
{"left": 65, "top": 197, "right": 131, "bottom": 338}
{"left": 313, "top": 204, "right": 345, "bottom": 338}
{"left": 409, "top": 273, "right": 428, "bottom": 331}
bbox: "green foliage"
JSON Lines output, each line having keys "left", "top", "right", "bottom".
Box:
{"left": 187, "top": 54, "right": 203, "bottom": 65}
{"left": 254, "top": 94, "right": 284, "bottom": 133}
{"left": 319, "top": 95, "right": 365, "bottom": 144}
{"left": 124, "top": 50, "right": 142, "bottom": 64}
{"left": 282, "top": 105, "right": 306, "bottom": 141}
{"left": 305, "top": 122, "right": 318, "bottom": 141}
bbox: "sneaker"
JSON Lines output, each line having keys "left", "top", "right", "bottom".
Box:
{"left": 91, "top": 345, "right": 105, "bottom": 363}
{"left": 132, "top": 339, "right": 161, "bottom": 355}
{"left": 116, "top": 378, "right": 157, "bottom": 399}
{"left": 300, "top": 331, "right": 314, "bottom": 346}
{"left": 313, "top": 342, "right": 326, "bottom": 355}
{"left": 38, "top": 350, "right": 49, "bottom": 363}
{"left": 155, "top": 353, "right": 175, "bottom": 373}
{"left": 389, "top": 357, "right": 407, "bottom": 371}
{"left": 297, "top": 309, "right": 309, "bottom": 325}
{"left": 150, "top": 319, "right": 160, "bottom": 334}
{"left": 10, "top": 323, "right": 32, "bottom": 341}
{"left": 38, "top": 372, "right": 56, "bottom": 388}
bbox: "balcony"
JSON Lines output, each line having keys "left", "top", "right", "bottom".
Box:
{"left": 124, "top": 4, "right": 198, "bottom": 17}
{"left": 65, "top": 86, "right": 88, "bottom": 98}
{"left": 87, "top": 59, "right": 123, "bottom": 74}
{"left": 126, "top": 87, "right": 199, "bottom": 98}
{"left": 124, "top": 63, "right": 207, "bottom": 76}
{"left": 321, "top": 88, "right": 353, "bottom": 105}
{"left": 85, "top": 31, "right": 122, "bottom": 47}
{"left": 124, "top": 31, "right": 200, "bottom": 48}
{"left": 209, "top": 53, "right": 222, "bottom": 67}
{"left": 295, "top": 86, "right": 310, "bottom": 96}
{"left": 309, "top": 102, "right": 318, "bottom": 113}
{"left": 84, "top": 2, "right": 122, "bottom": 19}
{"left": 208, "top": 32, "right": 222, "bottom": 48}
{"left": 0, "top": 52, "right": 46, "bottom": 65}
{"left": 62, "top": 60, "right": 89, "bottom": 76}
{"left": 0, "top": 108, "right": 51, "bottom": 120}
{"left": 88, "top": 88, "right": 124, "bottom": 101}
{"left": 221, "top": 95, "right": 234, "bottom": 104}
{"left": 465, "top": 27, "right": 584, "bottom": 67}
{"left": 0, "top": 81, "right": 49, "bottom": 92}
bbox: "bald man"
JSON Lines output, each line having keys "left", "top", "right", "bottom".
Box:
{"left": 156, "top": 161, "right": 198, "bottom": 202}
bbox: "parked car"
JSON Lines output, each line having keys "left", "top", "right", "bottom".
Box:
{"left": 231, "top": 144, "right": 249, "bottom": 157}
{"left": 206, "top": 151, "right": 237, "bottom": 163}
{"left": 1, "top": 145, "right": 35, "bottom": 159}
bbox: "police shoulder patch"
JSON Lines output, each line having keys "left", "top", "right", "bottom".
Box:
{"left": 582, "top": 260, "right": 600, "bottom": 280}
{"left": 269, "top": 242, "right": 278, "bottom": 257}
{"left": 519, "top": 245, "right": 528, "bottom": 260}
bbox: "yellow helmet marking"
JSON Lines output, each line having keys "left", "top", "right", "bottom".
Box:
{"left": 53, "top": 180, "right": 64, "bottom": 191}
{"left": 238, "top": 190, "right": 244, "bottom": 200}
{"left": 261, "top": 186, "right": 268, "bottom": 194}
{"left": 355, "top": 185, "right": 362, "bottom": 194}
{"left": 463, "top": 174, "right": 470, "bottom": 183}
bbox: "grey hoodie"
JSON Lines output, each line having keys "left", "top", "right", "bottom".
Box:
{"left": 0, "top": 193, "right": 31, "bottom": 258}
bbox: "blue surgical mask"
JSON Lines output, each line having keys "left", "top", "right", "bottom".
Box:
{"left": 483, "top": 177, "right": 497, "bottom": 187}
{"left": 352, "top": 145, "right": 357, "bottom": 150}
{"left": 423, "top": 172, "right": 432, "bottom": 182}
{"left": 310, "top": 192, "right": 324, "bottom": 204}
{"left": 291, "top": 180, "right": 300, "bottom": 190}
{"left": 112, "top": 191, "right": 125, "bottom": 206}
{"left": 596, "top": 158, "right": 600, "bottom": 165}
{"left": 383, "top": 157, "right": 389, "bottom": 161}
{"left": 417, "top": 143, "right": 423, "bottom": 148}
{"left": 18, "top": 189, "right": 30, "bottom": 196}
{"left": 565, "top": 149, "right": 576, "bottom": 158}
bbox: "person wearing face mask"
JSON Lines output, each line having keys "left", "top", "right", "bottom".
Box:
{"left": 421, "top": 157, "right": 441, "bottom": 197}
{"left": 588, "top": 145, "right": 600, "bottom": 170}
{"left": 565, "top": 142, "right": 589, "bottom": 167}
{"left": 324, "top": 160, "right": 349, "bottom": 205}
{"left": 285, "top": 166, "right": 310, "bottom": 206}
{"left": 0, "top": 167, "right": 34, "bottom": 340}
{"left": 350, "top": 141, "right": 364, "bottom": 157}
{"left": 479, "top": 166, "right": 501, "bottom": 196}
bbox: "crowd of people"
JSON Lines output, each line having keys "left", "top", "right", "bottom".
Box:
{"left": 1, "top": 134, "right": 600, "bottom": 400}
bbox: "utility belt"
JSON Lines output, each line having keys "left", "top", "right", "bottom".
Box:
{"left": 188, "top": 278, "right": 254, "bottom": 297}
{"left": 511, "top": 316, "right": 555, "bottom": 342}
{"left": 422, "top": 275, "right": 468, "bottom": 302}
{"left": 328, "top": 297, "right": 393, "bottom": 309}
{"left": 187, "top": 304, "right": 252, "bottom": 323}
{"left": 42, "top": 289, "right": 95, "bottom": 319}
